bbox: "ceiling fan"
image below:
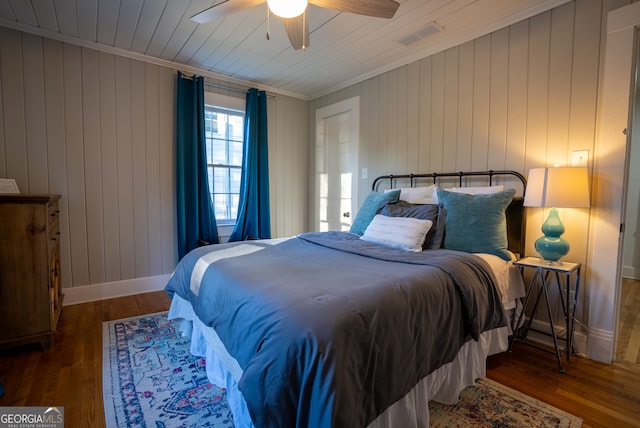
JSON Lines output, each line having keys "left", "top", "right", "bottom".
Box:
{"left": 191, "top": 0, "right": 400, "bottom": 51}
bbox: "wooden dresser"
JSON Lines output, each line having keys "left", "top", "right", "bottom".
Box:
{"left": 0, "top": 194, "right": 63, "bottom": 350}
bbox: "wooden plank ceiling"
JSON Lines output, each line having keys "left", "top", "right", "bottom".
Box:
{"left": 0, "top": 0, "right": 571, "bottom": 99}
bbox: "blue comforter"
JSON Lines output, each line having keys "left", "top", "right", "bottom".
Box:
{"left": 165, "top": 231, "right": 507, "bottom": 428}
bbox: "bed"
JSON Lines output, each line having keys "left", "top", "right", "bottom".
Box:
{"left": 165, "top": 170, "right": 527, "bottom": 428}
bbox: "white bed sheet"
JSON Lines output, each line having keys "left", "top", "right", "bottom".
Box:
{"left": 474, "top": 252, "right": 526, "bottom": 310}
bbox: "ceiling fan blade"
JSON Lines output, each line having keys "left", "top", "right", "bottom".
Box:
{"left": 191, "top": 0, "right": 265, "bottom": 23}
{"left": 309, "top": 0, "right": 399, "bottom": 18}
{"left": 283, "top": 14, "right": 310, "bottom": 51}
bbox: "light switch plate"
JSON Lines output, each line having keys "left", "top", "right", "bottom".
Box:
{"left": 572, "top": 150, "right": 589, "bottom": 166}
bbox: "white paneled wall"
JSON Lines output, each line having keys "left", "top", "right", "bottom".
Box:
{"left": 0, "top": 27, "right": 309, "bottom": 290}
{"left": 310, "top": 1, "right": 603, "bottom": 328}
{"left": 268, "top": 94, "right": 310, "bottom": 237}
{"left": 311, "top": 0, "right": 601, "bottom": 261}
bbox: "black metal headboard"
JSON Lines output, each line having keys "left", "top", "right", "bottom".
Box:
{"left": 371, "top": 170, "right": 527, "bottom": 258}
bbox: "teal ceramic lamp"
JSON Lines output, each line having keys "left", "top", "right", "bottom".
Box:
{"left": 524, "top": 167, "right": 590, "bottom": 265}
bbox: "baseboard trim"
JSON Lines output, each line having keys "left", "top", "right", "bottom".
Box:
{"left": 586, "top": 327, "right": 614, "bottom": 364}
{"left": 522, "top": 319, "right": 613, "bottom": 364}
{"left": 622, "top": 265, "right": 640, "bottom": 279}
{"left": 523, "top": 319, "right": 588, "bottom": 357}
{"left": 62, "top": 274, "right": 171, "bottom": 306}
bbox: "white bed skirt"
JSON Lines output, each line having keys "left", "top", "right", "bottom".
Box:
{"left": 168, "top": 294, "right": 509, "bottom": 428}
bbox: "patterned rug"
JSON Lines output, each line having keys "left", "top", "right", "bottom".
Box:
{"left": 103, "top": 312, "right": 582, "bottom": 427}
{"left": 102, "top": 312, "right": 234, "bottom": 428}
{"left": 429, "top": 378, "right": 583, "bottom": 427}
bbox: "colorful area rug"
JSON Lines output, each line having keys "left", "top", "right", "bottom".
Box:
{"left": 102, "top": 312, "right": 234, "bottom": 428}
{"left": 103, "top": 312, "right": 582, "bottom": 427}
{"left": 429, "top": 377, "right": 583, "bottom": 427}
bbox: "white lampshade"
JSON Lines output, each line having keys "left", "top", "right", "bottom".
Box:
{"left": 524, "top": 167, "right": 590, "bottom": 208}
{"left": 267, "top": 0, "right": 308, "bottom": 18}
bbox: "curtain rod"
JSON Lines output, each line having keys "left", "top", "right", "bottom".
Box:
{"left": 179, "top": 72, "right": 276, "bottom": 99}
{"left": 204, "top": 81, "right": 277, "bottom": 100}
{"left": 204, "top": 80, "right": 247, "bottom": 94}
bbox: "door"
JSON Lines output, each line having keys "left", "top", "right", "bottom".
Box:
{"left": 315, "top": 97, "right": 360, "bottom": 232}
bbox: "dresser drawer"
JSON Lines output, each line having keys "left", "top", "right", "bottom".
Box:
{"left": 47, "top": 200, "right": 60, "bottom": 248}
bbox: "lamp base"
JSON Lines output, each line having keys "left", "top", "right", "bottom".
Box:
{"left": 535, "top": 236, "right": 570, "bottom": 263}
{"left": 537, "top": 257, "right": 564, "bottom": 267}
{"left": 535, "top": 208, "right": 570, "bottom": 263}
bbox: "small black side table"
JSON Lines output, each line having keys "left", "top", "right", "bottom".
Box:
{"left": 510, "top": 256, "right": 581, "bottom": 372}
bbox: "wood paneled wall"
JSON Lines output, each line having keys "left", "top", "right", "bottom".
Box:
{"left": 0, "top": 27, "right": 309, "bottom": 289}
{"left": 311, "top": 0, "right": 601, "bottom": 261}
{"left": 310, "top": 1, "right": 605, "bottom": 327}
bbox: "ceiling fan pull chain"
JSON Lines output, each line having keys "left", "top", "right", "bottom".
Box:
{"left": 266, "top": 4, "right": 271, "bottom": 41}
{"left": 302, "top": 10, "right": 306, "bottom": 51}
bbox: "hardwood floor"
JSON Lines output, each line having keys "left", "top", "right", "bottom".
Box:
{"left": 487, "top": 346, "right": 640, "bottom": 427}
{"left": 0, "top": 290, "right": 638, "bottom": 427}
{"left": 0, "top": 291, "right": 172, "bottom": 428}
{"left": 617, "top": 277, "right": 640, "bottom": 363}
{"left": 489, "top": 277, "right": 640, "bottom": 428}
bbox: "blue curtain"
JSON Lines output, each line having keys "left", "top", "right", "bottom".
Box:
{"left": 229, "top": 88, "right": 271, "bottom": 241}
{"left": 176, "top": 71, "right": 219, "bottom": 259}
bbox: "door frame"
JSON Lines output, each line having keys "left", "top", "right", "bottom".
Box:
{"left": 587, "top": 1, "right": 640, "bottom": 363}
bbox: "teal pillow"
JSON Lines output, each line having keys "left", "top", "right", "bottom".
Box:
{"left": 436, "top": 188, "right": 516, "bottom": 261}
{"left": 350, "top": 190, "right": 401, "bottom": 235}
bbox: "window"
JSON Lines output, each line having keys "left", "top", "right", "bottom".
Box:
{"left": 204, "top": 97, "right": 245, "bottom": 224}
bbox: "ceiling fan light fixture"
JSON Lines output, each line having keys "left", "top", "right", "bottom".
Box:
{"left": 267, "top": 0, "right": 307, "bottom": 18}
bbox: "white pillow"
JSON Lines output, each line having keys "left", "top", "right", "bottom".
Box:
{"left": 473, "top": 253, "right": 525, "bottom": 309}
{"left": 446, "top": 184, "right": 504, "bottom": 195}
{"left": 360, "top": 214, "right": 433, "bottom": 252}
{"left": 385, "top": 184, "right": 438, "bottom": 204}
